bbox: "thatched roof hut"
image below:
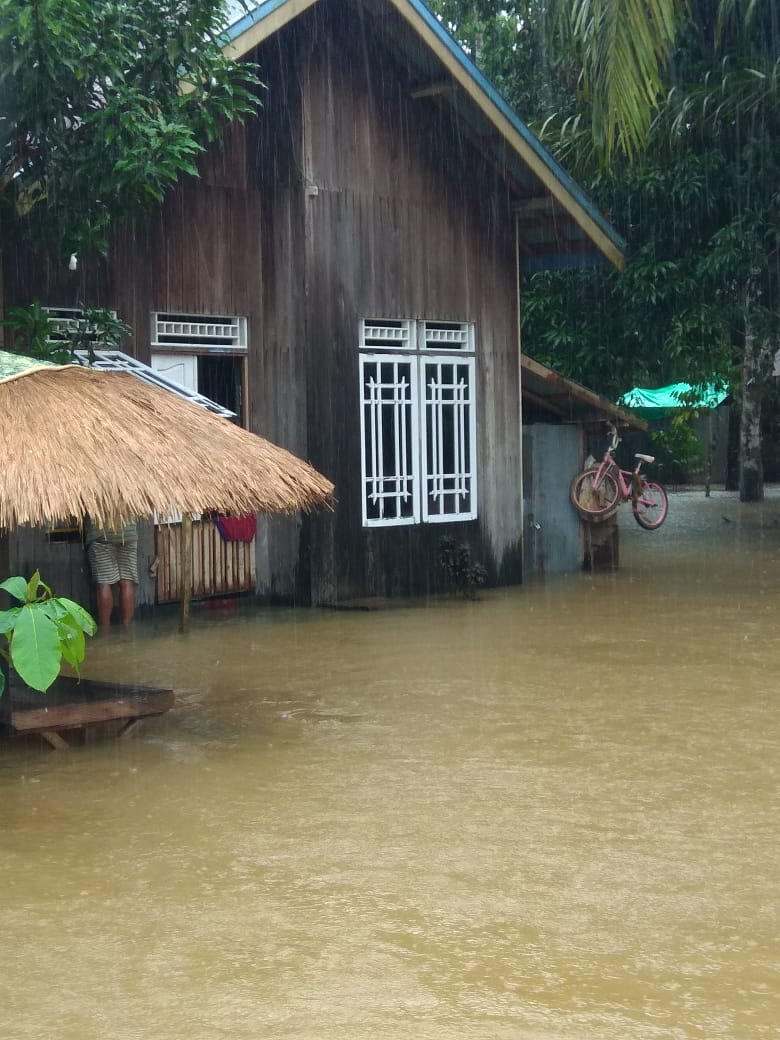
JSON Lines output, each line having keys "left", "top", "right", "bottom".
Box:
{"left": 0, "top": 352, "right": 333, "bottom": 529}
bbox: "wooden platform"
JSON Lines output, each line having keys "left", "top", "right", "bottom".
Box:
{"left": 2, "top": 676, "right": 175, "bottom": 749}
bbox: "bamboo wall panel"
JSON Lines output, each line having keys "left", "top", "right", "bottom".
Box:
{"left": 155, "top": 521, "right": 255, "bottom": 604}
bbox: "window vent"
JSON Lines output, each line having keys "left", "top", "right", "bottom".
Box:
{"left": 360, "top": 319, "right": 413, "bottom": 350}
{"left": 420, "top": 321, "right": 474, "bottom": 352}
{"left": 44, "top": 306, "right": 116, "bottom": 346}
{"left": 152, "top": 312, "right": 247, "bottom": 353}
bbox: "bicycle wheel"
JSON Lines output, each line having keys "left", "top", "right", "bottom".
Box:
{"left": 570, "top": 468, "right": 620, "bottom": 519}
{"left": 632, "top": 480, "right": 668, "bottom": 529}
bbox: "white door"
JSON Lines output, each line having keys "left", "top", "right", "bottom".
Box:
{"left": 151, "top": 353, "right": 198, "bottom": 524}
{"left": 151, "top": 352, "right": 198, "bottom": 392}
{"left": 149, "top": 351, "right": 256, "bottom": 603}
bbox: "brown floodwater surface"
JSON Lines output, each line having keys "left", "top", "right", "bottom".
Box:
{"left": 1, "top": 490, "right": 778, "bottom": 1040}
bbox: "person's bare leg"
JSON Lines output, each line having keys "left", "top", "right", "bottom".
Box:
{"left": 95, "top": 583, "right": 114, "bottom": 630}
{"left": 119, "top": 579, "right": 136, "bottom": 629}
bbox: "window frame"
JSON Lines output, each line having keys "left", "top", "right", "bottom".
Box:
{"left": 359, "top": 351, "right": 421, "bottom": 527}
{"left": 359, "top": 318, "right": 477, "bottom": 529}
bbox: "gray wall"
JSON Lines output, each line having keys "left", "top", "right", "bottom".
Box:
{"left": 522, "top": 424, "right": 584, "bottom": 576}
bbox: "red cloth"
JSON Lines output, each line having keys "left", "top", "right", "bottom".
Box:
{"left": 214, "top": 514, "right": 257, "bottom": 543}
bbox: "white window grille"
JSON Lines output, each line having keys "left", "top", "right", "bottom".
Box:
{"left": 359, "top": 319, "right": 477, "bottom": 527}
{"left": 360, "top": 319, "right": 414, "bottom": 350}
{"left": 360, "top": 354, "right": 420, "bottom": 525}
{"left": 421, "top": 357, "right": 477, "bottom": 522}
{"left": 419, "top": 320, "right": 475, "bottom": 352}
{"left": 71, "top": 349, "right": 236, "bottom": 418}
{"left": 44, "top": 306, "right": 116, "bottom": 348}
{"left": 152, "top": 312, "right": 247, "bottom": 353}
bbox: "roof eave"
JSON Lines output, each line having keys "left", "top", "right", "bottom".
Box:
{"left": 521, "top": 355, "right": 647, "bottom": 431}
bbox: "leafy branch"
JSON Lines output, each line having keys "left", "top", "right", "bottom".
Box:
{"left": 0, "top": 571, "right": 97, "bottom": 695}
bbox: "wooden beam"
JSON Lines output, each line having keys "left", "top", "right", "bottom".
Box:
{"left": 513, "top": 197, "right": 556, "bottom": 215}
{"left": 10, "top": 690, "right": 174, "bottom": 732}
{"left": 411, "top": 81, "right": 456, "bottom": 99}
{"left": 39, "top": 730, "right": 70, "bottom": 751}
{"left": 118, "top": 719, "right": 143, "bottom": 740}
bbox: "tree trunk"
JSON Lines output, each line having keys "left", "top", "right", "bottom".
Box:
{"left": 725, "top": 401, "right": 740, "bottom": 491}
{"left": 738, "top": 309, "right": 772, "bottom": 502}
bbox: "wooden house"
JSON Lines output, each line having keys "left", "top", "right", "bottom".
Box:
{"left": 3, "top": 0, "right": 628, "bottom": 608}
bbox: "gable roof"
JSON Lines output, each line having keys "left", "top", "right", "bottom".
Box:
{"left": 223, "top": 0, "right": 626, "bottom": 271}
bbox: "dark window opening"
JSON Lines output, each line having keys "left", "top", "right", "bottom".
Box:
{"left": 198, "top": 356, "right": 244, "bottom": 425}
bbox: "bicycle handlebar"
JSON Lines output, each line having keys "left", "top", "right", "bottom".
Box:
{"left": 606, "top": 421, "right": 621, "bottom": 452}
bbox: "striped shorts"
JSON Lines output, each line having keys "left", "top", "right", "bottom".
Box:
{"left": 87, "top": 539, "right": 139, "bottom": 585}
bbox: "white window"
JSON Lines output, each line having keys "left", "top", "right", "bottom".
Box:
{"left": 359, "top": 319, "right": 477, "bottom": 527}
{"left": 44, "top": 306, "right": 118, "bottom": 349}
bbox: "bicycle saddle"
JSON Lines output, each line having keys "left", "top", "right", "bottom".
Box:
{"left": 635, "top": 453, "right": 655, "bottom": 463}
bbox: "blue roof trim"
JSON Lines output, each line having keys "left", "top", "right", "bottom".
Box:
{"left": 521, "top": 251, "right": 608, "bottom": 275}
{"left": 224, "top": 0, "right": 291, "bottom": 40}
{"left": 224, "top": 0, "right": 626, "bottom": 261}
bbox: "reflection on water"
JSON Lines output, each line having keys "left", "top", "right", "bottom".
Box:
{"left": 1, "top": 490, "right": 778, "bottom": 1040}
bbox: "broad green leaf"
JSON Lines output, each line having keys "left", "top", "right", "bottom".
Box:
{"left": 59, "top": 615, "right": 86, "bottom": 675}
{"left": 26, "top": 570, "right": 43, "bottom": 602}
{"left": 0, "top": 607, "right": 21, "bottom": 634}
{"left": 0, "top": 576, "right": 29, "bottom": 603}
{"left": 40, "top": 599, "right": 68, "bottom": 621}
{"left": 55, "top": 598, "right": 97, "bottom": 637}
{"left": 58, "top": 613, "right": 86, "bottom": 658}
{"left": 10, "top": 605, "right": 61, "bottom": 693}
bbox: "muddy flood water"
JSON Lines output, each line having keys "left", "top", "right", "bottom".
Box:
{"left": 1, "top": 490, "right": 778, "bottom": 1040}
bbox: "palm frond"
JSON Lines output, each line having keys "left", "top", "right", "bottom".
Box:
{"left": 549, "top": 0, "right": 689, "bottom": 162}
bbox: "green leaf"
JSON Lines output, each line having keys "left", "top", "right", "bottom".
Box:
{"left": 0, "top": 576, "right": 29, "bottom": 603}
{"left": 0, "top": 607, "right": 21, "bottom": 634}
{"left": 26, "top": 569, "right": 52, "bottom": 602}
{"left": 40, "top": 600, "right": 67, "bottom": 622}
{"left": 55, "top": 598, "right": 97, "bottom": 637}
{"left": 10, "top": 605, "right": 61, "bottom": 692}
{"left": 58, "top": 615, "right": 86, "bottom": 675}
{"left": 26, "top": 570, "right": 42, "bottom": 602}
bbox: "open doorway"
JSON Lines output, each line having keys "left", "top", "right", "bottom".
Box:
{"left": 150, "top": 314, "right": 253, "bottom": 604}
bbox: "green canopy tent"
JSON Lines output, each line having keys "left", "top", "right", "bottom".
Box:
{"left": 618, "top": 382, "right": 730, "bottom": 493}
{"left": 618, "top": 382, "right": 728, "bottom": 418}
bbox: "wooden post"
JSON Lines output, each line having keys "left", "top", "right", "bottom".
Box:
{"left": 705, "top": 411, "right": 713, "bottom": 498}
{"left": 0, "top": 530, "right": 10, "bottom": 721}
{"left": 179, "top": 513, "right": 193, "bottom": 633}
{"left": 583, "top": 516, "right": 619, "bottom": 571}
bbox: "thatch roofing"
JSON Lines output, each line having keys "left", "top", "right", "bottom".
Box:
{"left": 0, "top": 356, "right": 334, "bottom": 529}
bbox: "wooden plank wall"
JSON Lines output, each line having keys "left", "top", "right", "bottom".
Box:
{"left": 5, "top": 0, "right": 526, "bottom": 608}
{"left": 4, "top": 120, "right": 275, "bottom": 607}
{"left": 10, "top": 527, "right": 92, "bottom": 608}
{"left": 155, "top": 521, "right": 255, "bottom": 603}
{"left": 249, "top": 39, "right": 312, "bottom": 602}
{"left": 270, "top": 2, "right": 523, "bottom": 602}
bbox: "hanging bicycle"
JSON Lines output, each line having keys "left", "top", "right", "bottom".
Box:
{"left": 570, "top": 423, "right": 669, "bottom": 530}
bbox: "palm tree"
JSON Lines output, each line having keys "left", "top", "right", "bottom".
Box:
{"left": 547, "top": 0, "right": 779, "bottom": 500}
{"left": 548, "top": 1, "right": 777, "bottom": 161}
